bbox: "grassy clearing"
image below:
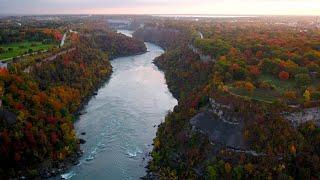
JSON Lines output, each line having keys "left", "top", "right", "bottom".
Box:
{"left": 0, "top": 41, "right": 55, "bottom": 61}
{"left": 229, "top": 87, "right": 279, "bottom": 103}
{"left": 226, "top": 73, "right": 297, "bottom": 103}
{"left": 258, "top": 74, "right": 296, "bottom": 93}
{"left": 226, "top": 73, "right": 319, "bottom": 103}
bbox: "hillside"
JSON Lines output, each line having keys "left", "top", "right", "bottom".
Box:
{"left": 136, "top": 18, "right": 320, "bottom": 179}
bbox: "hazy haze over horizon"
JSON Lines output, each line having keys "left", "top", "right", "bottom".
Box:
{"left": 0, "top": 0, "right": 320, "bottom": 16}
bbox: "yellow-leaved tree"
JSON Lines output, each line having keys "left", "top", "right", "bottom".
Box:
{"left": 303, "top": 90, "right": 311, "bottom": 103}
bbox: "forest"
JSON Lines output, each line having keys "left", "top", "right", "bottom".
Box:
{"left": 82, "top": 29, "right": 147, "bottom": 59}
{"left": 194, "top": 21, "right": 320, "bottom": 105}
{"left": 0, "top": 28, "right": 61, "bottom": 45}
{"left": 135, "top": 18, "right": 320, "bottom": 179}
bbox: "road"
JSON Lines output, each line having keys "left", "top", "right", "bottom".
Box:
{"left": 60, "top": 33, "right": 67, "bottom": 47}
{"left": 198, "top": 31, "right": 204, "bottom": 39}
{"left": 23, "top": 47, "right": 76, "bottom": 73}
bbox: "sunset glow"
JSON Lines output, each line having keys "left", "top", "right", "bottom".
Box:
{"left": 0, "top": 0, "right": 319, "bottom": 15}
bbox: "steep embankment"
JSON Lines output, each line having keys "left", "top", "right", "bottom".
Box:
{"left": 133, "top": 26, "right": 191, "bottom": 51}
{"left": 82, "top": 30, "right": 147, "bottom": 59}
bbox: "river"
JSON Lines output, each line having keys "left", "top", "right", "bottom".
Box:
{"left": 60, "top": 30, "right": 177, "bottom": 179}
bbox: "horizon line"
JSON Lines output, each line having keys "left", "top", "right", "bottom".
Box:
{"left": 1, "top": 13, "right": 320, "bottom": 17}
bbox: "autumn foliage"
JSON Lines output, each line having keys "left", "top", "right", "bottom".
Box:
{"left": 249, "top": 66, "right": 261, "bottom": 76}
{"left": 245, "top": 82, "right": 255, "bottom": 92}
{"left": 279, "top": 71, "right": 290, "bottom": 80}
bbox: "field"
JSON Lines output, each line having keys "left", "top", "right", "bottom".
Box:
{"left": 228, "top": 74, "right": 302, "bottom": 103}
{"left": 229, "top": 87, "right": 280, "bottom": 103}
{"left": 258, "top": 74, "right": 296, "bottom": 93}
{"left": 228, "top": 72, "right": 320, "bottom": 104}
{"left": 0, "top": 41, "right": 55, "bottom": 61}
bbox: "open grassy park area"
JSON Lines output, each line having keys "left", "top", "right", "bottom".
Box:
{"left": 0, "top": 41, "right": 55, "bottom": 61}
{"left": 258, "top": 74, "right": 296, "bottom": 93}
{"left": 229, "top": 87, "right": 280, "bottom": 103}
{"left": 227, "top": 73, "right": 320, "bottom": 104}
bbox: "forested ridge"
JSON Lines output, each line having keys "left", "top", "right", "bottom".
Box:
{"left": 136, "top": 18, "right": 320, "bottom": 179}
{"left": 0, "top": 23, "right": 146, "bottom": 178}
{"left": 83, "top": 29, "right": 147, "bottom": 59}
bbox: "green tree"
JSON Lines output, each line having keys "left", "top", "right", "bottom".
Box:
{"left": 261, "top": 58, "right": 279, "bottom": 75}
{"left": 207, "top": 165, "right": 217, "bottom": 180}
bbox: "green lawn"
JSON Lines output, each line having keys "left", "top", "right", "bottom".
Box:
{"left": 223, "top": 66, "right": 320, "bottom": 104}
{"left": 0, "top": 41, "right": 55, "bottom": 61}
{"left": 227, "top": 73, "right": 311, "bottom": 104}
{"left": 258, "top": 74, "right": 296, "bottom": 93}
{"left": 229, "top": 87, "right": 280, "bottom": 103}
{"left": 226, "top": 73, "right": 296, "bottom": 103}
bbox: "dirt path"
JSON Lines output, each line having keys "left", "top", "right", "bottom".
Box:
{"left": 23, "top": 47, "right": 76, "bottom": 73}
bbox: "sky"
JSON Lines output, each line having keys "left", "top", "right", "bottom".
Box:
{"left": 0, "top": 0, "right": 320, "bottom": 16}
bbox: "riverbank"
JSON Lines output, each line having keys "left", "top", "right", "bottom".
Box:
{"left": 34, "top": 74, "right": 112, "bottom": 179}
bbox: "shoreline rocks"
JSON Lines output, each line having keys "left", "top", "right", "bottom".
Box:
{"left": 38, "top": 148, "right": 83, "bottom": 179}
{"left": 79, "top": 138, "right": 86, "bottom": 144}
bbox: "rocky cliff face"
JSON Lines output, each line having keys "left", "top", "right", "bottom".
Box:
{"left": 190, "top": 110, "right": 246, "bottom": 149}
{"left": 190, "top": 99, "right": 246, "bottom": 149}
{"left": 190, "top": 99, "right": 268, "bottom": 158}
{"left": 285, "top": 107, "right": 320, "bottom": 127}
{"left": 188, "top": 44, "right": 215, "bottom": 62}
{"left": 208, "top": 98, "right": 243, "bottom": 124}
